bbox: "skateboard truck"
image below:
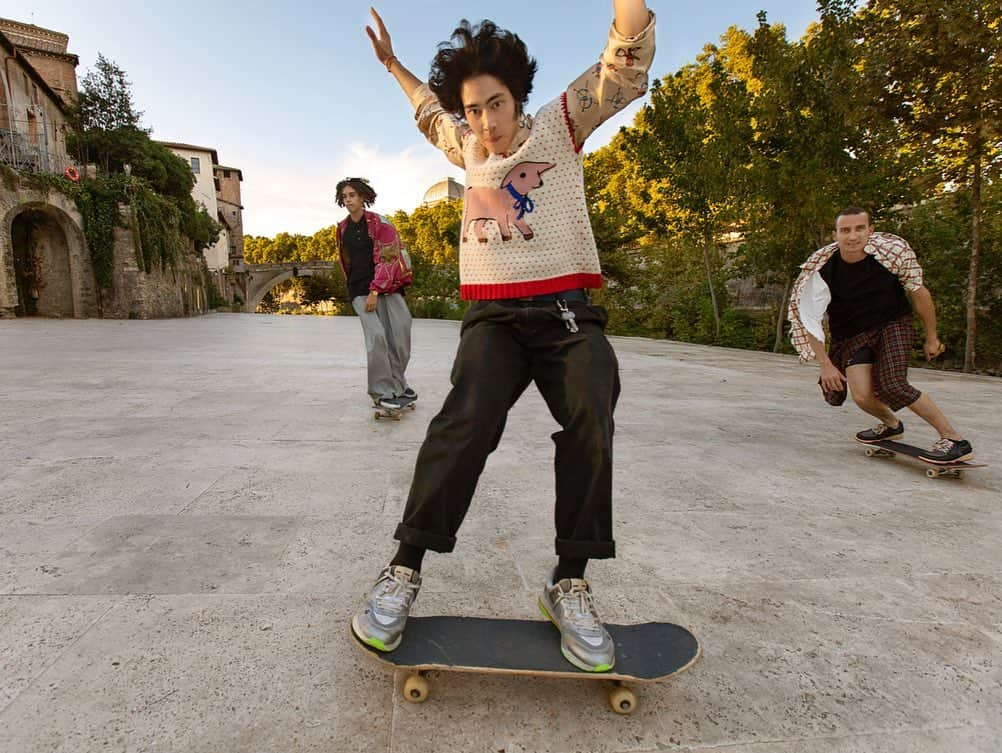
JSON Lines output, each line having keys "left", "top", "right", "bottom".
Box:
{"left": 374, "top": 397, "right": 417, "bottom": 421}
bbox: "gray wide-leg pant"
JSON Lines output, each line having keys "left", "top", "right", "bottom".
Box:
{"left": 352, "top": 293, "right": 412, "bottom": 401}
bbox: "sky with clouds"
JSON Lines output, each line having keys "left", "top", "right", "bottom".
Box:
{"left": 6, "top": 1, "right": 821, "bottom": 237}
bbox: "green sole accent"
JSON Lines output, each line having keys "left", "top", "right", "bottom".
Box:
{"left": 537, "top": 599, "right": 554, "bottom": 623}
{"left": 541, "top": 599, "right": 614, "bottom": 673}
{"left": 365, "top": 637, "right": 389, "bottom": 652}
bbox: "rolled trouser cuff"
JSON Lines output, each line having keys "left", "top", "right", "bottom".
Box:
{"left": 394, "top": 523, "right": 456, "bottom": 553}
{"left": 555, "top": 537, "right": 616, "bottom": 559}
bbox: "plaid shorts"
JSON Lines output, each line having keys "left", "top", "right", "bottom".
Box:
{"left": 821, "top": 315, "right": 922, "bottom": 411}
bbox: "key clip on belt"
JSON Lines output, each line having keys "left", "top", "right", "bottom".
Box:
{"left": 556, "top": 299, "right": 579, "bottom": 333}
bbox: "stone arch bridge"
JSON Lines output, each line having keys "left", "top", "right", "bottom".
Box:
{"left": 242, "top": 261, "right": 339, "bottom": 313}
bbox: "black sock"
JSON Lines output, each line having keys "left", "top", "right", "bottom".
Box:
{"left": 552, "top": 557, "right": 588, "bottom": 582}
{"left": 390, "top": 543, "right": 425, "bottom": 573}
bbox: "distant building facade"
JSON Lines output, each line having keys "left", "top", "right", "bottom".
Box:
{"left": 0, "top": 18, "right": 78, "bottom": 106}
{"left": 157, "top": 141, "right": 234, "bottom": 272}
{"left": 214, "top": 164, "right": 244, "bottom": 272}
{"left": 0, "top": 23, "right": 85, "bottom": 318}
{"left": 2, "top": 19, "right": 216, "bottom": 319}
{"left": 0, "top": 23, "right": 74, "bottom": 174}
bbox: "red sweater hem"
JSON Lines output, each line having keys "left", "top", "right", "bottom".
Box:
{"left": 459, "top": 273, "right": 603, "bottom": 301}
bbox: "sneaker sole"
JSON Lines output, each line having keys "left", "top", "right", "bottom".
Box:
{"left": 855, "top": 433, "right": 904, "bottom": 444}
{"left": 351, "top": 613, "right": 401, "bottom": 653}
{"left": 919, "top": 453, "right": 974, "bottom": 465}
{"left": 537, "top": 598, "right": 615, "bottom": 673}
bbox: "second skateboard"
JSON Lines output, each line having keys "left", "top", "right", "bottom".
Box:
{"left": 374, "top": 396, "right": 417, "bottom": 421}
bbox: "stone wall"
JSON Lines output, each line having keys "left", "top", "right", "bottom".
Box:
{"left": 0, "top": 172, "right": 209, "bottom": 319}
{"left": 0, "top": 179, "right": 98, "bottom": 318}
{"left": 106, "top": 214, "right": 209, "bottom": 318}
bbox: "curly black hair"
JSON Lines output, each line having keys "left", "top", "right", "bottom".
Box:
{"left": 335, "top": 178, "right": 377, "bottom": 207}
{"left": 429, "top": 20, "right": 537, "bottom": 119}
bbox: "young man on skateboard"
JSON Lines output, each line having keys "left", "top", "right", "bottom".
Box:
{"left": 335, "top": 178, "right": 416, "bottom": 411}
{"left": 351, "top": 1, "right": 656, "bottom": 672}
{"left": 788, "top": 207, "right": 974, "bottom": 463}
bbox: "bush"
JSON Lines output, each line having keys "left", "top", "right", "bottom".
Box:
{"left": 408, "top": 296, "right": 466, "bottom": 320}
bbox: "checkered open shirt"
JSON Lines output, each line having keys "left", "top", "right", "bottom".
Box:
{"left": 787, "top": 232, "right": 925, "bottom": 362}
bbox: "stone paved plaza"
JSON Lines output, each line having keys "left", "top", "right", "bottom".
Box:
{"left": 1, "top": 314, "right": 1000, "bottom": 752}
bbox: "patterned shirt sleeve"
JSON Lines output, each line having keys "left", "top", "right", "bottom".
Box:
{"left": 788, "top": 245, "right": 837, "bottom": 362}
{"left": 870, "top": 233, "right": 924, "bottom": 292}
{"left": 563, "top": 12, "right": 656, "bottom": 151}
{"left": 408, "top": 84, "right": 469, "bottom": 169}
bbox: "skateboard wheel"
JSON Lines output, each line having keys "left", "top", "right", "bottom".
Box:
{"left": 403, "top": 673, "right": 429, "bottom": 703}
{"left": 374, "top": 411, "right": 382, "bottom": 420}
{"left": 926, "top": 468, "right": 937, "bottom": 479}
{"left": 608, "top": 685, "right": 636, "bottom": 715}
{"left": 864, "top": 448, "right": 876, "bottom": 457}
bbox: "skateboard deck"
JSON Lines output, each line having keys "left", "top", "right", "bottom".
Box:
{"left": 352, "top": 616, "right": 700, "bottom": 714}
{"left": 856, "top": 438, "right": 986, "bottom": 479}
{"left": 373, "top": 398, "right": 416, "bottom": 421}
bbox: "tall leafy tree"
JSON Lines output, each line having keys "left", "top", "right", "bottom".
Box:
{"left": 582, "top": 132, "right": 647, "bottom": 284}
{"left": 68, "top": 54, "right": 147, "bottom": 172}
{"left": 621, "top": 47, "right": 753, "bottom": 339}
{"left": 391, "top": 200, "right": 463, "bottom": 302}
{"left": 392, "top": 200, "right": 462, "bottom": 266}
{"left": 860, "top": 0, "right": 1002, "bottom": 371}
{"left": 733, "top": 4, "right": 914, "bottom": 350}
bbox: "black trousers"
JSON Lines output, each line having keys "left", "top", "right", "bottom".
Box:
{"left": 393, "top": 297, "right": 620, "bottom": 559}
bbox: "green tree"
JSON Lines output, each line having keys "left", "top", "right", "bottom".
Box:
{"left": 621, "top": 46, "right": 753, "bottom": 339}
{"left": 68, "top": 54, "right": 147, "bottom": 173}
{"left": 130, "top": 140, "right": 197, "bottom": 201}
{"left": 888, "top": 184, "right": 1002, "bottom": 373}
{"left": 64, "top": 55, "right": 221, "bottom": 262}
{"left": 860, "top": 0, "right": 1002, "bottom": 370}
{"left": 302, "top": 225, "right": 339, "bottom": 261}
{"left": 392, "top": 201, "right": 464, "bottom": 313}
{"left": 243, "top": 232, "right": 307, "bottom": 264}
{"left": 728, "top": 5, "right": 914, "bottom": 350}
{"left": 393, "top": 200, "right": 462, "bottom": 266}
{"left": 582, "top": 133, "right": 647, "bottom": 286}
{"left": 74, "top": 53, "right": 143, "bottom": 131}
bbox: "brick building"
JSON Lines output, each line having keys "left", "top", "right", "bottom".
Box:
{"left": 214, "top": 164, "right": 244, "bottom": 271}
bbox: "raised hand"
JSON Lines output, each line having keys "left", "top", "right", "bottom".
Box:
{"left": 365, "top": 7, "right": 395, "bottom": 67}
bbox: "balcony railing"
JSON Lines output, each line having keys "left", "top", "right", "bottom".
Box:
{"left": 0, "top": 126, "right": 65, "bottom": 175}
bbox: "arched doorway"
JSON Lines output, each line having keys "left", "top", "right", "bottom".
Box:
{"left": 11, "top": 209, "right": 75, "bottom": 317}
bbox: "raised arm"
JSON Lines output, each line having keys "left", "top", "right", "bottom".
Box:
{"left": 614, "top": 0, "right": 651, "bottom": 37}
{"left": 366, "top": 7, "right": 423, "bottom": 100}
{"left": 564, "top": 1, "right": 655, "bottom": 150}
{"left": 366, "top": 7, "right": 468, "bottom": 168}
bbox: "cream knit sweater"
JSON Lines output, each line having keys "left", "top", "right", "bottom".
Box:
{"left": 409, "top": 13, "right": 656, "bottom": 300}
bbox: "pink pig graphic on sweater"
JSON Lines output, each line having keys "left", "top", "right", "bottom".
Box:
{"left": 463, "top": 161, "right": 555, "bottom": 243}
